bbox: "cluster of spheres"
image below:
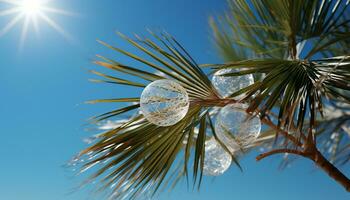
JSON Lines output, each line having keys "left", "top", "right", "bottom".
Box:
{"left": 139, "top": 68, "right": 261, "bottom": 176}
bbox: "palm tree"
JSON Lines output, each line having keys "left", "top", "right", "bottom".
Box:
{"left": 75, "top": 0, "right": 350, "bottom": 199}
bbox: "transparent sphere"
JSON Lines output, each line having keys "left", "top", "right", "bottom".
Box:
{"left": 215, "top": 103, "right": 261, "bottom": 153}
{"left": 140, "top": 79, "right": 189, "bottom": 126}
{"left": 212, "top": 68, "right": 254, "bottom": 98}
{"left": 203, "top": 137, "right": 232, "bottom": 176}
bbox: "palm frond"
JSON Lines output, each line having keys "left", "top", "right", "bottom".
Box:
{"left": 213, "top": 55, "right": 350, "bottom": 140}
{"left": 77, "top": 33, "right": 239, "bottom": 199}
{"left": 210, "top": 0, "right": 290, "bottom": 61}
{"left": 216, "top": 59, "right": 317, "bottom": 131}
{"left": 210, "top": 0, "right": 350, "bottom": 61}
{"left": 209, "top": 0, "right": 350, "bottom": 145}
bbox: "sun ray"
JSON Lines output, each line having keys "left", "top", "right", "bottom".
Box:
{"left": 41, "top": 6, "right": 77, "bottom": 16}
{"left": 0, "top": 7, "right": 21, "bottom": 16}
{"left": 32, "top": 15, "right": 40, "bottom": 36}
{"left": 0, "top": 13, "right": 24, "bottom": 36}
{"left": 19, "top": 16, "right": 30, "bottom": 51}
{"left": 0, "top": 0, "right": 22, "bottom": 5}
{"left": 38, "top": 12, "right": 73, "bottom": 41}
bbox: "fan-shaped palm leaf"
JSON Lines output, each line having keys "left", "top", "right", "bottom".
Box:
{"left": 77, "top": 32, "right": 239, "bottom": 199}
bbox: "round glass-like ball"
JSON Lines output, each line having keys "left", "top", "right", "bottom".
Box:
{"left": 212, "top": 68, "right": 254, "bottom": 98}
{"left": 215, "top": 103, "right": 261, "bottom": 153}
{"left": 203, "top": 137, "right": 232, "bottom": 176}
{"left": 140, "top": 79, "right": 189, "bottom": 126}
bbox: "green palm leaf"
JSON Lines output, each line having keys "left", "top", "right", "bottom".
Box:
{"left": 77, "top": 32, "right": 240, "bottom": 199}
{"left": 211, "top": 0, "right": 350, "bottom": 61}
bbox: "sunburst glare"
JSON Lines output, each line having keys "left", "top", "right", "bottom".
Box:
{"left": 0, "top": 0, "right": 75, "bottom": 50}
{"left": 20, "top": 0, "right": 42, "bottom": 16}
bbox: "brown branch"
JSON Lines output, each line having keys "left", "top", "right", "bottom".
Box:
{"left": 190, "top": 98, "right": 237, "bottom": 107}
{"left": 261, "top": 117, "right": 303, "bottom": 147}
{"left": 195, "top": 97, "right": 350, "bottom": 192}
{"left": 256, "top": 148, "right": 306, "bottom": 161}
{"left": 313, "top": 150, "right": 350, "bottom": 192}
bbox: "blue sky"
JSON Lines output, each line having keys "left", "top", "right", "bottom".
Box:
{"left": 0, "top": 0, "right": 349, "bottom": 199}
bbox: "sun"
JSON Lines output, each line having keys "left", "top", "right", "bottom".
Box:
{"left": 0, "top": 0, "right": 75, "bottom": 50}
{"left": 19, "top": 0, "right": 43, "bottom": 16}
